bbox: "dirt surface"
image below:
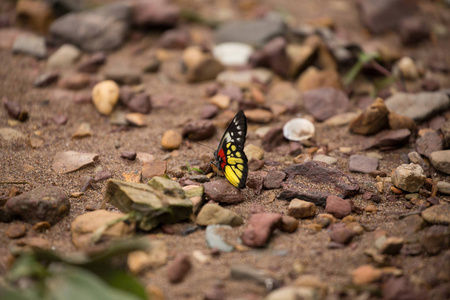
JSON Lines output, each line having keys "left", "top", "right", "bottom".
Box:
{"left": 1, "top": 0, "right": 450, "bottom": 299}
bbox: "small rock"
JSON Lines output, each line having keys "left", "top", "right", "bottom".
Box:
{"left": 280, "top": 215, "right": 299, "bottom": 233}
{"left": 203, "top": 282, "right": 225, "bottom": 300}
{"left": 2, "top": 97, "right": 28, "bottom": 122}
{"left": 127, "top": 240, "right": 167, "bottom": 274}
{"left": 209, "top": 94, "right": 230, "bottom": 109}
{"left": 349, "top": 98, "right": 389, "bottom": 135}
{"left": 416, "top": 131, "right": 443, "bottom": 158}
{"left": 141, "top": 161, "right": 167, "bottom": 180}
{"left": 71, "top": 122, "right": 93, "bottom": 139}
{"left": 203, "top": 180, "right": 245, "bottom": 204}
{"left": 78, "top": 52, "right": 107, "bottom": 73}
{"left": 92, "top": 80, "right": 120, "bottom": 115}
{"left": 365, "top": 204, "right": 378, "bottom": 213}
{"left": 52, "top": 151, "right": 99, "bottom": 174}
{"left": 395, "top": 56, "right": 420, "bottom": 80}
{"left": 213, "top": 42, "right": 254, "bottom": 67}
{"left": 32, "top": 221, "right": 51, "bottom": 232}
{"left": 47, "top": 44, "right": 81, "bottom": 68}
{"left": 127, "top": 93, "right": 152, "bottom": 114}
{"left": 182, "top": 46, "right": 224, "bottom": 83}
{"left": 52, "top": 114, "right": 68, "bottom": 125}
{"left": 399, "top": 16, "right": 430, "bottom": 45}
{"left": 16, "top": 0, "right": 53, "bottom": 34}
{"left": 244, "top": 144, "right": 264, "bottom": 161}
{"left": 437, "top": 181, "right": 450, "bottom": 195}
{"left": 58, "top": 73, "right": 90, "bottom": 90}
{"left": 244, "top": 109, "right": 273, "bottom": 123}
{"left": 329, "top": 224, "right": 355, "bottom": 245}
{"left": 429, "top": 150, "right": 450, "bottom": 174}
{"left": 167, "top": 254, "right": 191, "bottom": 284}
{"left": 388, "top": 111, "right": 417, "bottom": 132}
{"left": 6, "top": 224, "right": 27, "bottom": 239}
{"left": 325, "top": 195, "right": 351, "bottom": 219}
{"left": 158, "top": 29, "right": 190, "bottom": 49}
{"left": 12, "top": 34, "right": 46, "bottom": 58}
{"left": 205, "top": 225, "right": 235, "bottom": 252}
{"left": 263, "top": 170, "right": 286, "bottom": 189}
{"left": 201, "top": 105, "right": 219, "bottom": 119}
{"left": 419, "top": 225, "right": 450, "bottom": 255}
{"left": 241, "top": 213, "right": 282, "bottom": 247}
{"left": 349, "top": 155, "right": 378, "bottom": 174}
{"left": 296, "top": 67, "right": 342, "bottom": 92}
{"left": 104, "top": 65, "right": 141, "bottom": 85}
{"left": 0, "top": 127, "right": 26, "bottom": 142}
{"left": 421, "top": 204, "right": 450, "bottom": 225}
{"left": 303, "top": 87, "right": 350, "bottom": 121}
{"left": 392, "top": 163, "right": 426, "bottom": 193}
{"left": 33, "top": 72, "right": 59, "bottom": 87}
{"left": 352, "top": 265, "right": 382, "bottom": 285}
{"left": 161, "top": 130, "right": 182, "bottom": 150}
{"left": 378, "top": 237, "right": 404, "bottom": 254}
{"left": 196, "top": 204, "right": 243, "bottom": 227}
{"left": 126, "top": 113, "right": 146, "bottom": 126}
{"left": 182, "top": 119, "right": 216, "bottom": 140}
{"left": 325, "top": 112, "right": 359, "bottom": 127}
{"left": 6, "top": 187, "right": 69, "bottom": 225}
{"left": 421, "top": 78, "right": 440, "bottom": 92}
{"left": 385, "top": 92, "right": 450, "bottom": 122}
{"left": 131, "top": 0, "right": 179, "bottom": 27}
{"left": 249, "top": 37, "right": 290, "bottom": 77}
{"left": 313, "top": 154, "right": 337, "bottom": 165}
{"left": 368, "top": 129, "right": 411, "bottom": 150}
{"left": 288, "top": 199, "right": 316, "bottom": 219}
{"left": 121, "top": 151, "right": 136, "bottom": 160}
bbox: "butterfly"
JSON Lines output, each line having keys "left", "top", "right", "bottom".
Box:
{"left": 213, "top": 110, "right": 248, "bottom": 189}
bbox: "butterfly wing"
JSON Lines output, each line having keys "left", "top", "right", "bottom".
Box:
{"left": 214, "top": 110, "right": 248, "bottom": 188}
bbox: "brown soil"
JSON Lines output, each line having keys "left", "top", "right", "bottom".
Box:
{"left": 1, "top": 0, "right": 449, "bottom": 299}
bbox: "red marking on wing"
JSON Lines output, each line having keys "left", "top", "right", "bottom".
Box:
{"left": 218, "top": 148, "right": 226, "bottom": 170}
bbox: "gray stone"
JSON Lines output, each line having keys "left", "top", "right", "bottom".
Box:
{"left": 104, "top": 65, "right": 142, "bottom": 85}
{"left": 47, "top": 44, "right": 81, "bottom": 68}
{"left": 429, "top": 150, "right": 450, "bottom": 174}
{"left": 313, "top": 154, "right": 337, "bottom": 165}
{"left": 196, "top": 204, "right": 243, "bottom": 227}
{"left": 385, "top": 92, "right": 450, "bottom": 122}
{"left": 437, "top": 181, "right": 450, "bottom": 195}
{"left": 12, "top": 34, "right": 46, "bottom": 58}
{"left": 205, "top": 225, "right": 234, "bottom": 252}
{"left": 50, "top": 2, "right": 130, "bottom": 52}
{"left": 104, "top": 178, "right": 192, "bottom": 230}
{"left": 392, "top": 163, "right": 426, "bottom": 193}
{"left": 349, "top": 155, "right": 379, "bottom": 173}
{"left": 416, "top": 131, "right": 443, "bottom": 158}
{"left": 215, "top": 18, "right": 285, "bottom": 48}
{"left": 421, "top": 204, "right": 450, "bottom": 225}
{"left": 5, "top": 187, "right": 69, "bottom": 224}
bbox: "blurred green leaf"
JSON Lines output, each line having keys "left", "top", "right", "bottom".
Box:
{"left": 7, "top": 254, "right": 48, "bottom": 281}
{"left": 344, "top": 52, "right": 380, "bottom": 86}
{"left": 0, "top": 287, "right": 41, "bottom": 300}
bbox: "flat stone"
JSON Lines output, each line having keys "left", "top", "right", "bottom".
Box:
{"left": 352, "top": 265, "right": 382, "bottom": 285}
{"left": 313, "top": 154, "right": 337, "bottom": 165}
{"left": 244, "top": 108, "right": 273, "bottom": 124}
{"left": 203, "top": 180, "right": 245, "bottom": 204}
{"left": 241, "top": 213, "right": 282, "bottom": 247}
{"left": 0, "top": 127, "right": 26, "bottom": 142}
{"left": 349, "top": 155, "right": 379, "bottom": 174}
{"left": 296, "top": 67, "right": 342, "bottom": 92}
{"left": 6, "top": 187, "right": 69, "bottom": 225}
{"left": 244, "top": 144, "right": 264, "bottom": 161}
{"left": 263, "top": 170, "right": 286, "bottom": 189}
{"left": 325, "top": 195, "right": 352, "bottom": 219}
{"left": 419, "top": 225, "right": 450, "bottom": 255}
{"left": 280, "top": 215, "right": 299, "bottom": 233}
{"left": 6, "top": 224, "right": 27, "bottom": 239}
{"left": 196, "top": 204, "right": 243, "bottom": 227}
{"left": 52, "top": 151, "right": 99, "bottom": 174}
{"left": 367, "top": 129, "right": 411, "bottom": 150}
{"left": 385, "top": 92, "right": 450, "bottom": 122}
{"left": 12, "top": 34, "right": 46, "bottom": 58}
{"left": 182, "top": 119, "right": 216, "bottom": 141}
{"left": 329, "top": 224, "right": 355, "bottom": 245}
{"left": 437, "top": 181, "right": 450, "bottom": 195}
{"left": 429, "top": 150, "right": 450, "bottom": 174}
{"left": 288, "top": 199, "right": 316, "bottom": 219}
{"left": 416, "top": 131, "right": 443, "bottom": 158}
{"left": 303, "top": 87, "right": 350, "bottom": 121}
{"left": 104, "top": 178, "right": 193, "bottom": 230}
{"left": 104, "top": 65, "right": 142, "bottom": 85}
{"left": 421, "top": 204, "right": 450, "bottom": 225}
{"left": 205, "top": 225, "right": 235, "bottom": 252}
{"left": 47, "top": 44, "right": 81, "bottom": 68}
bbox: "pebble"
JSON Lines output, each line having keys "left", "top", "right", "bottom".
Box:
{"left": 104, "top": 65, "right": 142, "bottom": 85}
{"left": 167, "top": 254, "right": 191, "bottom": 284}
{"left": 395, "top": 56, "right": 420, "bottom": 80}
{"left": 296, "top": 67, "right": 342, "bottom": 92}
{"left": 201, "top": 105, "right": 219, "bottom": 119}
{"left": 204, "top": 282, "right": 225, "bottom": 300}
{"left": 365, "top": 204, "right": 377, "bottom": 213}
{"left": 212, "top": 42, "right": 254, "bottom": 67}
{"left": 131, "top": 0, "right": 179, "bottom": 27}
{"left": 182, "top": 46, "right": 224, "bottom": 83}
{"left": 32, "top": 221, "right": 51, "bottom": 232}
{"left": 280, "top": 215, "right": 299, "bottom": 233}
{"left": 50, "top": 3, "right": 129, "bottom": 51}
{"left": 399, "top": 16, "right": 430, "bottom": 45}
{"left": 349, "top": 98, "right": 389, "bottom": 135}
{"left": 329, "top": 224, "right": 355, "bottom": 245}
{"left": 325, "top": 112, "right": 359, "bottom": 127}
{"left": 263, "top": 170, "right": 286, "bottom": 189}
{"left": 0, "top": 127, "right": 26, "bottom": 142}
{"left": 92, "top": 80, "right": 120, "bottom": 115}
{"left": 437, "top": 181, "right": 450, "bottom": 195}
{"left": 127, "top": 93, "right": 152, "bottom": 114}
{"left": 429, "top": 150, "right": 450, "bottom": 174}
{"left": 288, "top": 199, "right": 316, "bottom": 219}
{"left": 127, "top": 240, "right": 168, "bottom": 274}
{"left": 325, "top": 195, "right": 352, "bottom": 219}
{"left": 368, "top": 129, "right": 411, "bottom": 150}
{"left": 241, "top": 213, "right": 282, "bottom": 247}
{"left": 244, "top": 108, "right": 273, "bottom": 123}
{"left": 249, "top": 37, "right": 290, "bottom": 77}
{"left": 385, "top": 92, "right": 450, "bottom": 122}
{"left": 12, "top": 34, "right": 46, "bottom": 58}
{"left": 78, "top": 52, "right": 107, "bottom": 73}
{"left": 378, "top": 237, "right": 404, "bottom": 254}
{"left": 216, "top": 69, "right": 273, "bottom": 88}
{"left": 392, "top": 163, "right": 426, "bottom": 193}
{"left": 349, "top": 155, "right": 379, "bottom": 174}
{"left": 33, "top": 72, "right": 60, "bottom": 88}
{"left": 71, "top": 122, "right": 93, "bottom": 139}
{"left": 158, "top": 29, "right": 190, "bottom": 49}
{"left": 215, "top": 18, "right": 286, "bottom": 48}
{"left": 244, "top": 144, "right": 264, "bottom": 161}
{"left": 196, "top": 204, "right": 243, "bottom": 227}
{"left": 2, "top": 98, "right": 28, "bottom": 122}
{"left": 209, "top": 94, "right": 230, "bottom": 109}
{"left": 161, "top": 130, "right": 182, "bottom": 150}
{"left": 6, "top": 223, "right": 27, "bottom": 239}
{"left": 313, "top": 154, "right": 337, "bottom": 165}
{"left": 421, "top": 204, "right": 450, "bottom": 225}
{"left": 121, "top": 151, "right": 137, "bottom": 160}
{"left": 141, "top": 161, "right": 167, "bottom": 180}
{"left": 47, "top": 44, "right": 81, "bottom": 68}
{"left": 351, "top": 264, "right": 382, "bottom": 285}
{"left": 58, "top": 73, "right": 90, "bottom": 90}
{"left": 283, "top": 118, "right": 315, "bottom": 143}
{"left": 302, "top": 87, "right": 350, "bottom": 121}
{"left": 419, "top": 225, "right": 450, "bottom": 255}
{"left": 52, "top": 151, "right": 99, "bottom": 174}
{"left": 205, "top": 225, "right": 235, "bottom": 252}
{"left": 416, "top": 131, "right": 443, "bottom": 158}
{"left": 203, "top": 180, "right": 245, "bottom": 204}
{"left": 182, "top": 119, "right": 216, "bottom": 140}
{"left": 230, "top": 264, "right": 279, "bottom": 289}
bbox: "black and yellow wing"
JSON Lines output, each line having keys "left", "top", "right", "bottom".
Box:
{"left": 213, "top": 110, "right": 248, "bottom": 188}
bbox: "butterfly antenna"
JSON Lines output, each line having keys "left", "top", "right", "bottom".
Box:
{"left": 186, "top": 138, "right": 215, "bottom": 151}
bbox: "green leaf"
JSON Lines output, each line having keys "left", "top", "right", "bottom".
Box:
{"left": 343, "top": 52, "right": 379, "bottom": 86}
{"left": 100, "top": 270, "right": 147, "bottom": 300}
{"left": 7, "top": 254, "right": 48, "bottom": 281}
{"left": 45, "top": 266, "right": 143, "bottom": 300}
{"left": 0, "top": 286, "right": 41, "bottom": 300}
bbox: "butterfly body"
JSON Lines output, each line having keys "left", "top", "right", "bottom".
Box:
{"left": 213, "top": 110, "right": 248, "bottom": 189}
